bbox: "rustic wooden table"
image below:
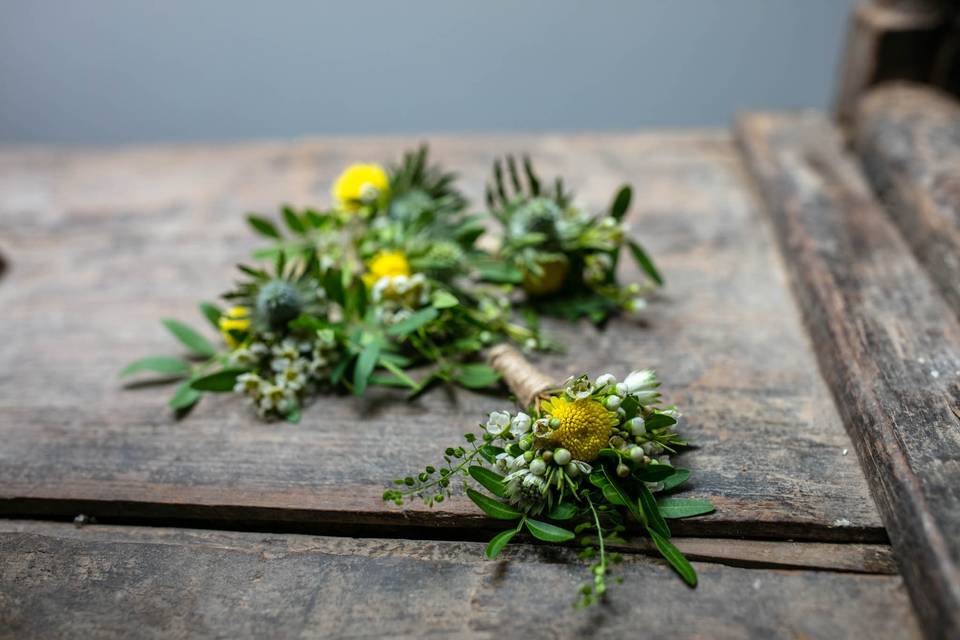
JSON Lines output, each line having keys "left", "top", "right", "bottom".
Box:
{"left": 1, "top": 112, "right": 957, "bottom": 638}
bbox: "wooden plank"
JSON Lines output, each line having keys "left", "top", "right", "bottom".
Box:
{"left": 0, "top": 133, "right": 882, "bottom": 540}
{"left": 833, "top": 4, "right": 948, "bottom": 126}
{"left": 736, "top": 111, "right": 960, "bottom": 638}
{"left": 0, "top": 520, "right": 921, "bottom": 639}
{"left": 854, "top": 83, "right": 960, "bottom": 318}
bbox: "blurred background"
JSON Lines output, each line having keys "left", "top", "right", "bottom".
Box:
{"left": 0, "top": 1, "right": 854, "bottom": 145}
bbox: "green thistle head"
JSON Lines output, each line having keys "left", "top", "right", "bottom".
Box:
{"left": 256, "top": 279, "right": 304, "bottom": 330}
{"left": 508, "top": 196, "right": 562, "bottom": 242}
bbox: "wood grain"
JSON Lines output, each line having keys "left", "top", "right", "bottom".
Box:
{"left": 0, "top": 133, "right": 882, "bottom": 541}
{"left": 736, "top": 111, "right": 960, "bottom": 638}
{"left": 854, "top": 83, "right": 960, "bottom": 318}
{"left": 0, "top": 520, "right": 921, "bottom": 640}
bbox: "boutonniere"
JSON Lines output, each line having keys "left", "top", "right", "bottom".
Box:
{"left": 385, "top": 346, "right": 714, "bottom": 605}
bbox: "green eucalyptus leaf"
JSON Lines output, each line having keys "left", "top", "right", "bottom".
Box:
{"left": 485, "top": 528, "right": 517, "bottom": 560}
{"left": 649, "top": 528, "right": 697, "bottom": 587}
{"left": 454, "top": 364, "right": 500, "bottom": 389}
{"left": 657, "top": 498, "right": 715, "bottom": 519}
{"left": 168, "top": 381, "right": 201, "bottom": 410}
{"left": 120, "top": 356, "right": 190, "bottom": 378}
{"left": 628, "top": 240, "right": 664, "bottom": 286}
{"left": 386, "top": 307, "right": 438, "bottom": 337}
{"left": 189, "top": 368, "right": 247, "bottom": 392}
{"left": 610, "top": 185, "right": 632, "bottom": 221}
{"left": 198, "top": 302, "right": 222, "bottom": 330}
{"left": 282, "top": 205, "right": 306, "bottom": 235}
{"left": 546, "top": 502, "right": 578, "bottom": 521}
{"left": 161, "top": 319, "right": 216, "bottom": 358}
{"left": 431, "top": 290, "right": 459, "bottom": 309}
{"left": 246, "top": 214, "right": 281, "bottom": 239}
{"left": 466, "top": 488, "right": 522, "bottom": 520}
{"left": 352, "top": 340, "right": 381, "bottom": 396}
{"left": 525, "top": 518, "right": 575, "bottom": 543}
{"left": 644, "top": 414, "right": 678, "bottom": 430}
{"left": 660, "top": 468, "right": 691, "bottom": 491}
{"left": 468, "top": 465, "right": 507, "bottom": 498}
{"left": 638, "top": 483, "right": 671, "bottom": 538}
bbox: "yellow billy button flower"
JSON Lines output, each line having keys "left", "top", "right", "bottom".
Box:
{"left": 542, "top": 396, "right": 618, "bottom": 462}
{"left": 362, "top": 250, "right": 411, "bottom": 289}
{"left": 332, "top": 163, "right": 389, "bottom": 211}
{"left": 218, "top": 306, "right": 251, "bottom": 349}
{"left": 522, "top": 255, "right": 569, "bottom": 296}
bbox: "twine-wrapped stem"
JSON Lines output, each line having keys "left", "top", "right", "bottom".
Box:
{"left": 485, "top": 344, "right": 557, "bottom": 409}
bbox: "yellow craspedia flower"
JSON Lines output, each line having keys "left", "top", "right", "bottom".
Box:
{"left": 362, "top": 250, "right": 411, "bottom": 289}
{"left": 332, "top": 163, "right": 389, "bottom": 211}
{"left": 522, "top": 256, "right": 569, "bottom": 296}
{"left": 218, "top": 306, "right": 251, "bottom": 349}
{"left": 542, "top": 396, "right": 618, "bottom": 462}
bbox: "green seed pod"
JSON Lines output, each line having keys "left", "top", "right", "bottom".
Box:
{"left": 616, "top": 463, "right": 630, "bottom": 478}
{"left": 256, "top": 280, "right": 304, "bottom": 330}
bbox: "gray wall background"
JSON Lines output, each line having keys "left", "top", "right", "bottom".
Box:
{"left": 0, "top": 1, "right": 855, "bottom": 145}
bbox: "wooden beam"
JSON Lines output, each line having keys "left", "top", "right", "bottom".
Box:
{"left": 736, "top": 111, "right": 960, "bottom": 638}
{"left": 0, "top": 520, "right": 921, "bottom": 638}
{"left": 833, "top": 3, "right": 949, "bottom": 127}
{"left": 854, "top": 83, "right": 960, "bottom": 319}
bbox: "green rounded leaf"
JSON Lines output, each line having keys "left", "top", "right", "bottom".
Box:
{"left": 198, "top": 302, "right": 223, "bottom": 330}
{"left": 246, "top": 214, "right": 281, "bottom": 239}
{"left": 454, "top": 364, "right": 500, "bottom": 390}
{"left": 468, "top": 466, "right": 506, "bottom": 498}
{"left": 466, "top": 488, "right": 521, "bottom": 520}
{"left": 161, "top": 319, "right": 216, "bottom": 358}
{"left": 120, "top": 356, "right": 190, "bottom": 378}
{"left": 189, "top": 368, "right": 247, "bottom": 392}
{"left": 660, "top": 468, "right": 691, "bottom": 492}
{"left": 431, "top": 290, "right": 459, "bottom": 309}
{"left": 525, "top": 518, "right": 575, "bottom": 542}
{"left": 610, "top": 185, "right": 632, "bottom": 221}
{"left": 546, "top": 502, "right": 578, "bottom": 521}
{"left": 485, "top": 528, "right": 517, "bottom": 559}
{"left": 168, "top": 382, "right": 201, "bottom": 410}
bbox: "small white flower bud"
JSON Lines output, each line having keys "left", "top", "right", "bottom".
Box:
{"left": 627, "top": 416, "right": 646, "bottom": 436}
{"left": 549, "top": 417, "right": 561, "bottom": 428}
{"left": 616, "top": 463, "right": 630, "bottom": 478}
{"left": 629, "top": 445, "right": 645, "bottom": 463}
{"left": 529, "top": 458, "right": 547, "bottom": 476}
{"left": 554, "top": 448, "right": 572, "bottom": 466}
{"left": 615, "top": 383, "right": 628, "bottom": 396}
{"left": 565, "top": 462, "right": 580, "bottom": 478}
{"left": 523, "top": 450, "right": 535, "bottom": 462}
{"left": 519, "top": 436, "right": 533, "bottom": 451}
{"left": 595, "top": 373, "right": 616, "bottom": 389}
{"left": 605, "top": 395, "right": 621, "bottom": 410}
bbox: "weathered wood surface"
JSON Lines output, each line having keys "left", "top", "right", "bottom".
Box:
{"left": 0, "top": 133, "right": 883, "bottom": 540}
{"left": 854, "top": 83, "right": 960, "bottom": 318}
{"left": 0, "top": 521, "right": 920, "bottom": 640}
{"left": 833, "top": 4, "right": 949, "bottom": 126}
{"left": 736, "top": 111, "right": 960, "bottom": 638}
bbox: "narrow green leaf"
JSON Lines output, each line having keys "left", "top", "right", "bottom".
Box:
{"left": 161, "top": 319, "right": 216, "bottom": 358}
{"left": 546, "top": 502, "right": 578, "bottom": 521}
{"left": 660, "top": 468, "right": 691, "bottom": 491}
{"left": 189, "top": 368, "right": 247, "bottom": 392}
{"left": 479, "top": 444, "right": 503, "bottom": 465}
{"left": 610, "top": 185, "right": 632, "bottom": 221}
{"left": 120, "top": 356, "right": 190, "bottom": 378}
{"left": 466, "top": 488, "right": 522, "bottom": 520}
{"left": 638, "top": 483, "right": 671, "bottom": 538}
{"left": 168, "top": 382, "right": 201, "bottom": 410}
{"left": 602, "top": 466, "right": 645, "bottom": 524}
{"left": 282, "top": 205, "right": 306, "bottom": 235}
{"left": 431, "top": 290, "right": 459, "bottom": 309}
{"left": 198, "top": 302, "right": 222, "bottom": 330}
{"left": 246, "top": 214, "right": 281, "bottom": 239}
{"left": 635, "top": 464, "right": 677, "bottom": 483}
{"left": 386, "top": 307, "right": 438, "bottom": 337}
{"left": 353, "top": 340, "right": 381, "bottom": 396}
{"left": 628, "top": 240, "right": 664, "bottom": 286}
{"left": 644, "top": 414, "right": 677, "bottom": 430}
{"left": 454, "top": 364, "right": 500, "bottom": 389}
{"left": 485, "top": 528, "right": 517, "bottom": 560}
{"left": 525, "top": 518, "right": 575, "bottom": 542}
{"left": 468, "top": 465, "right": 507, "bottom": 498}
{"left": 657, "top": 498, "right": 715, "bottom": 519}
{"left": 649, "top": 528, "right": 697, "bottom": 587}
